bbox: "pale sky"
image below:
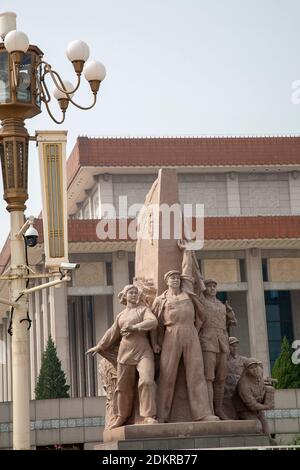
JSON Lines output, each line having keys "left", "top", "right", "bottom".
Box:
{"left": 1, "top": 0, "right": 300, "bottom": 247}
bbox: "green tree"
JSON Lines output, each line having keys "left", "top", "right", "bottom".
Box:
{"left": 35, "top": 336, "right": 70, "bottom": 399}
{"left": 272, "top": 336, "right": 300, "bottom": 389}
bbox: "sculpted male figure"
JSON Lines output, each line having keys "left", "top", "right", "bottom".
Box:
{"left": 223, "top": 336, "right": 248, "bottom": 419}
{"left": 87, "top": 284, "right": 158, "bottom": 428}
{"left": 227, "top": 337, "right": 248, "bottom": 377}
{"left": 234, "top": 358, "right": 274, "bottom": 434}
{"left": 151, "top": 241, "right": 218, "bottom": 423}
{"left": 198, "top": 280, "right": 237, "bottom": 419}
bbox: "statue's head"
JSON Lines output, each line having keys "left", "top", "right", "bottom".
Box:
{"left": 118, "top": 284, "right": 140, "bottom": 306}
{"left": 245, "top": 358, "right": 263, "bottom": 378}
{"left": 204, "top": 278, "right": 218, "bottom": 296}
{"left": 229, "top": 336, "right": 239, "bottom": 357}
{"left": 164, "top": 270, "right": 181, "bottom": 289}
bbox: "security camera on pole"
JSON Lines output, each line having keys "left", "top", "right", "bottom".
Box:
{"left": 0, "top": 11, "right": 106, "bottom": 450}
{"left": 24, "top": 221, "right": 39, "bottom": 247}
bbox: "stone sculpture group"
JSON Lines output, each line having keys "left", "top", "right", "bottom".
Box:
{"left": 87, "top": 242, "right": 275, "bottom": 436}
{"left": 86, "top": 169, "right": 275, "bottom": 441}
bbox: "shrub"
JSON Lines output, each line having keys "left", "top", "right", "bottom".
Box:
{"left": 35, "top": 336, "right": 70, "bottom": 399}
{"left": 272, "top": 337, "right": 300, "bottom": 389}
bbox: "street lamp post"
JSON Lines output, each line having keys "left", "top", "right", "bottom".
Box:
{"left": 0, "top": 11, "right": 106, "bottom": 449}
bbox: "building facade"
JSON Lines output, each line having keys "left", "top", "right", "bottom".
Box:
{"left": 1, "top": 136, "right": 300, "bottom": 403}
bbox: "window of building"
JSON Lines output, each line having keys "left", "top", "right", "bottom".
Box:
{"left": 106, "top": 262, "right": 112, "bottom": 285}
{"left": 262, "top": 258, "right": 269, "bottom": 282}
{"left": 265, "top": 290, "right": 294, "bottom": 370}
{"left": 68, "top": 296, "right": 96, "bottom": 397}
{"left": 239, "top": 259, "right": 247, "bottom": 282}
{"left": 128, "top": 261, "right": 135, "bottom": 284}
{"left": 217, "top": 292, "right": 228, "bottom": 302}
{"left": 92, "top": 191, "right": 99, "bottom": 219}
{"left": 0, "top": 339, "right": 6, "bottom": 366}
{"left": 74, "top": 209, "right": 82, "bottom": 220}
{"left": 82, "top": 203, "right": 90, "bottom": 219}
{"left": 196, "top": 258, "right": 202, "bottom": 273}
{"left": 216, "top": 292, "right": 232, "bottom": 335}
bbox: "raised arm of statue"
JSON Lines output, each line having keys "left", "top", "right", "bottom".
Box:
{"left": 225, "top": 301, "right": 237, "bottom": 327}
{"left": 179, "top": 241, "right": 195, "bottom": 293}
{"left": 178, "top": 240, "right": 207, "bottom": 297}
{"left": 150, "top": 298, "right": 164, "bottom": 353}
{"left": 191, "top": 251, "right": 206, "bottom": 293}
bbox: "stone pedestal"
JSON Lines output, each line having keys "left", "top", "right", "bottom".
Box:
{"left": 94, "top": 420, "right": 271, "bottom": 450}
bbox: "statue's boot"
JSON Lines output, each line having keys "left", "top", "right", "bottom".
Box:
{"left": 259, "top": 411, "right": 270, "bottom": 434}
{"left": 109, "top": 415, "right": 126, "bottom": 429}
{"left": 200, "top": 414, "right": 220, "bottom": 422}
{"left": 143, "top": 417, "right": 158, "bottom": 424}
{"left": 214, "top": 381, "right": 229, "bottom": 420}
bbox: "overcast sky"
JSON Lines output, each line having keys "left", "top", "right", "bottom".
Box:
{"left": 1, "top": 0, "right": 300, "bottom": 247}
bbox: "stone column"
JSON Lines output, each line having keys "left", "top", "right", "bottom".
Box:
{"left": 246, "top": 248, "right": 270, "bottom": 376}
{"left": 49, "top": 283, "right": 71, "bottom": 385}
{"left": 6, "top": 317, "right": 12, "bottom": 402}
{"left": 227, "top": 291, "right": 250, "bottom": 356}
{"left": 82, "top": 302, "right": 91, "bottom": 396}
{"left": 289, "top": 171, "right": 300, "bottom": 215}
{"left": 68, "top": 297, "right": 77, "bottom": 397}
{"left": 226, "top": 172, "right": 241, "bottom": 216}
{"left": 112, "top": 251, "right": 129, "bottom": 316}
{"left": 97, "top": 174, "right": 114, "bottom": 218}
{"left": 75, "top": 303, "right": 84, "bottom": 397}
{"left": 88, "top": 191, "right": 93, "bottom": 218}
{"left": 94, "top": 295, "right": 109, "bottom": 396}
